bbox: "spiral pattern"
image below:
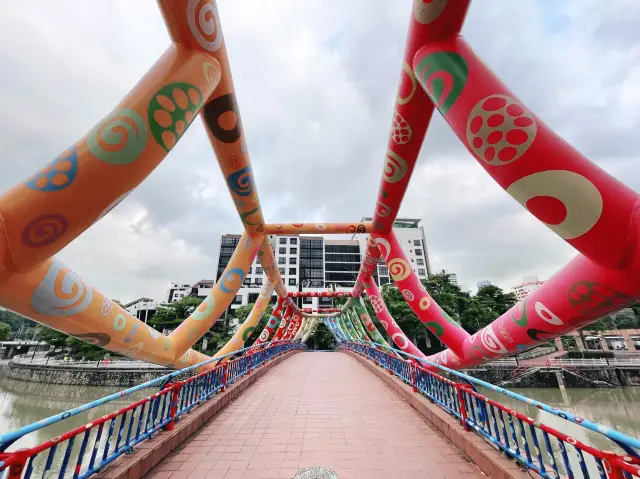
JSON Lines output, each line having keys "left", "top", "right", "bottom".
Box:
{"left": 88, "top": 108, "right": 148, "bottom": 165}
{"left": 382, "top": 150, "right": 408, "bottom": 184}
{"left": 388, "top": 258, "right": 411, "bottom": 281}
{"left": 259, "top": 329, "right": 269, "bottom": 342}
{"left": 345, "top": 225, "right": 356, "bottom": 233}
{"left": 402, "top": 289, "right": 414, "bottom": 301}
{"left": 374, "top": 238, "right": 391, "bottom": 260}
{"left": 190, "top": 295, "right": 216, "bottom": 321}
{"left": 227, "top": 167, "right": 254, "bottom": 197}
{"left": 187, "top": 0, "right": 223, "bottom": 51}
{"left": 243, "top": 237, "right": 253, "bottom": 250}
{"left": 22, "top": 214, "right": 68, "bottom": 248}
{"left": 219, "top": 268, "right": 245, "bottom": 293}
{"left": 480, "top": 326, "right": 507, "bottom": 354}
{"left": 31, "top": 259, "right": 93, "bottom": 317}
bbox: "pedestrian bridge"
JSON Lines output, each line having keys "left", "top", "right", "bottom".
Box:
{"left": 1, "top": 341, "right": 638, "bottom": 479}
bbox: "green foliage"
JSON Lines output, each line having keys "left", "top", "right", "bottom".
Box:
{"left": 307, "top": 322, "right": 335, "bottom": 350}
{"left": 36, "top": 326, "right": 68, "bottom": 351}
{"left": 0, "top": 323, "right": 10, "bottom": 341}
{"left": 0, "top": 309, "right": 37, "bottom": 339}
{"left": 65, "top": 335, "right": 105, "bottom": 360}
{"left": 588, "top": 309, "right": 639, "bottom": 331}
{"left": 148, "top": 296, "right": 203, "bottom": 332}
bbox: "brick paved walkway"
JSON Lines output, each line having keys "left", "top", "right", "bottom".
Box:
{"left": 145, "top": 352, "right": 483, "bottom": 479}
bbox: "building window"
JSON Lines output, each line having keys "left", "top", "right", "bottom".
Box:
{"left": 289, "top": 257, "right": 297, "bottom": 264}
{"left": 418, "top": 269, "right": 426, "bottom": 276}
{"left": 288, "top": 278, "right": 296, "bottom": 286}
{"left": 380, "top": 276, "right": 390, "bottom": 285}
{"left": 290, "top": 248, "right": 297, "bottom": 254}
{"left": 279, "top": 268, "right": 285, "bottom": 274}
{"left": 279, "top": 247, "right": 286, "bottom": 254}
{"left": 290, "top": 238, "right": 297, "bottom": 245}
{"left": 415, "top": 249, "right": 423, "bottom": 256}
{"left": 379, "top": 265, "right": 389, "bottom": 276}
{"left": 255, "top": 278, "right": 263, "bottom": 285}
{"left": 289, "top": 268, "right": 297, "bottom": 275}
{"left": 416, "top": 258, "right": 424, "bottom": 266}
{"left": 279, "top": 238, "right": 286, "bottom": 244}
{"left": 243, "top": 279, "right": 250, "bottom": 286}
{"left": 414, "top": 240, "right": 421, "bottom": 246}
{"left": 233, "top": 295, "right": 242, "bottom": 304}
{"left": 256, "top": 267, "right": 263, "bottom": 274}
{"left": 278, "top": 257, "right": 286, "bottom": 264}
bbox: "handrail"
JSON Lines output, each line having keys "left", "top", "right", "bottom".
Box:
{"left": 0, "top": 341, "right": 304, "bottom": 478}
{"left": 339, "top": 341, "right": 640, "bottom": 479}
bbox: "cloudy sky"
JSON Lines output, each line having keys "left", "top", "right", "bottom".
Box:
{"left": 1, "top": 0, "right": 639, "bottom": 302}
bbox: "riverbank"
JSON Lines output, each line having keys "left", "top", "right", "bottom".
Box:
{"left": 4, "top": 359, "right": 173, "bottom": 387}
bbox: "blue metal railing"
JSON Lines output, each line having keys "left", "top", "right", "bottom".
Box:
{"left": 339, "top": 340, "right": 640, "bottom": 479}
{"left": 0, "top": 340, "right": 305, "bottom": 479}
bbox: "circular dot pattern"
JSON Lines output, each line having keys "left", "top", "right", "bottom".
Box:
{"left": 466, "top": 94, "right": 537, "bottom": 166}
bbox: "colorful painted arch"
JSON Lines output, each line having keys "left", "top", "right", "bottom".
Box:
{"left": 0, "top": 0, "right": 637, "bottom": 376}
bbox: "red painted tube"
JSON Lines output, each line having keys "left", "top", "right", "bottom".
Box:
{"left": 351, "top": 236, "right": 381, "bottom": 297}
{"left": 372, "top": 0, "right": 472, "bottom": 233}
{"left": 246, "top": 296, "right": 284, "bottom": 354}
{"left": 288, "top": 291, "right": 350, "bottom": 298}
{"left": 373, "top": 230, "right": 469, "bottom": 355}
{"left": 272, "top": 302, "right": 293, "bottom": 342}
{"left": 412, "top": 37, "right": 639, "bottom": 269}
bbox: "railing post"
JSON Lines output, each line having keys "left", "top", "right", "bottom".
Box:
{"left": 263, "top": 349, "right": 267, "bottom": 365}
{"left": 166, "top": 382, "right": 182, "bottom": 431}
{"left": 387, "top": 353, "right": 394, "bottom": 375}
{"left": 247, "top": 355, "right": 252, "bottom": 375}
{"left": 410, "top": 362, "right": 418, "bottom": 392}
{"left": 0, "top": 450, "right": 29, "bottom": 478}
{"left": 221, "top": 363, "right": 229, "bottom": 391}
{"left": 601, "top": 452, "right": 625, "bottom": 479}
{"left": 455, "top": 384, "right": 469, "bottom": 432}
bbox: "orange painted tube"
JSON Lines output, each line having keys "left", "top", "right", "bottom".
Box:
{"left": 0, "top": 45, "right": 220, "bottom": 280}
{"left": 258, "top": 223, "right": 372, "bottom": 235}
{"left": 170, "top": 232, "right": 261, "bottom": 357}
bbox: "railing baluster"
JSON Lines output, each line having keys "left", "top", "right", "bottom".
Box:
{"left": 528, "top": 423, "right": 547, "bottom": 476}
{"left": 57, "top": 437, "right": 75, "bottom": 479}
{"left": 73, "top": 429, "right": 91, "bottom": 479}
{"left": 88, "top": 423, "right": 104, "bottom": 472}
{"left": 542, "top": 431, "right": 560, "bottom": 478}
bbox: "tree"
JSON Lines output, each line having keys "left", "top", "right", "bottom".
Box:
{"left": 0, "top": 323, "right": 10, "bottom": 341}
{"left": 307, "top": 322, "right": 335, "bottom": 350}
{"left": 0, "top": 309, "right": 37, "bottom": 339}
{"left": 460, "top": 284, "right": 516, "bottom": 334}
{"left": 65, "top": 336, "right": 106, "bottom": 360}
{"left": 148, "top": 296, "right": 203, "bottom": 332}
{"left": 36, "top": 325, "right": 69, "bottom": 352}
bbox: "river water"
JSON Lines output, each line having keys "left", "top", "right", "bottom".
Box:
{"left": 0, "top": 366, "right": 639, "bottom": 475}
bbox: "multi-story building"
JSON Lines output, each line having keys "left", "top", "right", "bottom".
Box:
{"left": 165, "top": 283, "right": 192, "bottom": 303}
{"left": 477, "top": 280, "right": 492, "bottom": 289}
{"left": 123, "top": 297, "right": 157, "bottom": 324}
{"left": 512, "top": 276, "right": 544, "bottom": 301}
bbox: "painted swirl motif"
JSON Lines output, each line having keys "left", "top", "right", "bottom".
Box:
{"left": 375, "top": 200, "right": 391, "bottom": 217}
{"left": 88, "top": 108, "right": 148, "bottom": 165}
{"left": 242, "top": 326, "right": 256, "bottom": 342}
{"left": 402, "top": 289, "right": 414, "bottom": 301}
{"left": 413, "top": 51, "right": 468, "bottom": 114}
{"left": 112, "top": 314, "right": 127, "bottom": 331}
{"left": 243, "top": 236, "right": 253, "bottom": 250}
{"left": 203, "top": 93, "right": 241, "bottom": 143}
{"left": 397, "top": 61, "right": 417, "bottom": 106}
{"left": 356, "top": 224, "right": 366, "bottom": 233}
{"left": 22, "top": 214, "right": 68, "bottom": 247}
{"left": 374, "top": 238, "right": 391, "bottom": 260}
{"left": 26, "top": 146, "right": 78, "bottom": 192}
{"left": 148, "top": 82, "right": 203, "bottom": 152}
{"left": 240, "top": 207, "right": 261, "bottom": 226}
{"left": 219, "top": 268, "right": 245, "bottom": 293}
{"left": 480, "top": 326, "right": 507, "bottom": 354}
{"left": 259, "top": 329, "right": 269, "bottom": 342}
{"left": 227, "top": 167, "right": 254, "bottom": 197}
{"left": 511, "top": 299, "right": 528, "bottom": 327}
{"left": 534, "top": 301, "right": 563, "bottom": 325}
{"left": 31, "top": 259, "right": 93, "bottom": 317}
{"left": 388, "top": 258, "right": 411, "bottom": 281}
{"left": 391, "top": 112, "right": 412, "bottom": 145}
{"left": 567, "top": 280, "right": 631, "bottom": 318}
{"left": 345, "top": 224, "right": 356, "bottom": 233}
{"left": 413, "top": 0, "right": 448, "bottom": 24}
{"left": 75, "top": 333, "right": 111, "bottom": 347}
{"left": 187, "top": 0, "right": 223, "bottom": 51}
{"left": 383, "top": 150, "right": 408, "bottom": 183}
{"left": 315, "top": 223, "right": 327, "bottom": 232}
{"left": 191, "top": 295, "right": 216, "bottom": 320}
{"left": 506, "top": 170, "right": 603, "bottom": 240}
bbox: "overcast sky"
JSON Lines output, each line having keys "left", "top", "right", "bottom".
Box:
{"left": 1, "top": 0, "right": 639, "bottom": 303}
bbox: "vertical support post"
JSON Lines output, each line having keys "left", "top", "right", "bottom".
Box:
{"left": 247, "top": 354, "right": 252, "bottom": 375}
{"left": 456, "top": 384, "right": 469, "bottom": 432}
{"left": 410, "top": 362, "right": 418, "bottom": 392}
{"left": 221, "top": 363, "right": 229, "bottom": 392}
{"left": 387, "top": 353, "right": 393, "bottom": 375}
{"left": 166, "top": 382, "right": 182, "bottom": 432}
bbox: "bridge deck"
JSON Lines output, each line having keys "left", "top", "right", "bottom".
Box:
{"left": 146, "top": 352, "right": 482, "bottom": 479}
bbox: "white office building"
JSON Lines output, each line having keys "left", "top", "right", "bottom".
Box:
{"left": 123, "top": 297, "right": 158, "bottom": 324}
{"left": 169, "top": 217, "right": 431, "bottom": 310}
{"left": 512, "top": 276, "right": 544, "bottom": 301}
